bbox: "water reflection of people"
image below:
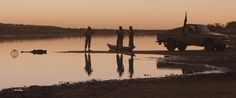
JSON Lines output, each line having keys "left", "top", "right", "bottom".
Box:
{"left": 84, "top": 53, "right": 93, "bottom": 76}
{"left": 116, "top": 54, "right": 124, "bottom": 77}
{"left": 128, "top": 55, "right": 134, "bottom": 78}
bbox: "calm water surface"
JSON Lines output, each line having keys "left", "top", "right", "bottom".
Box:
{"left": 0, "top": 36, "right": 203, "bottom": 89}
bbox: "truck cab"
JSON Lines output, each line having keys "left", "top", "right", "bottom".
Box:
{"left": 157, "top": 24, "right": 231, "bottom": 51}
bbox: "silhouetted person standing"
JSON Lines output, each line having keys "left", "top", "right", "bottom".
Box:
{"left": 84, "top": 26, "right": 94, "bottom": 51}
{"left": 84, "top": 53, "right": 93, "bottom": 76}
{"left": 129, "top": 26, "right": 135, "bottom": 48}
{"left": 116, "top": 26, "right": 124, "bottom": 51}
{"left": 129, "top": 55, "right": 134, "bottom": 78}
{"left": 116, "top": 54, "right": 124, "bottom": 77}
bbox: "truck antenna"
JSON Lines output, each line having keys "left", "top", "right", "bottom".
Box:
{"left": 183, "top": 12, "right": 188, "bottom": 34}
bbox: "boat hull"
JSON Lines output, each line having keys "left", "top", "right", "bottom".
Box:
{"left": 107, "top": 44, "right": 135, "bottom": 51}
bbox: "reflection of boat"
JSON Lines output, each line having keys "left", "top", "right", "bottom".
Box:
{"left": 21, "top": 49, "right": 47, "bottom": 55}
{"left": 107, "top": 44, "right": 135, "bottom": 51}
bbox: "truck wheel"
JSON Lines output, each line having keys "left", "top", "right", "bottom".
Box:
{"left": 166, "top": 40, "right": 176, "bottom": 51}
{"left": 216, "top": 44, "right": 226, "bottom": 51}
{"left": 204, "top": 41, "right": 215, "bottom": 51}
{"left": 177, "top": 44, "right": 187, "bottom": 51}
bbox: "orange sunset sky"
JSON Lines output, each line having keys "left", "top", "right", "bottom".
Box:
{"left": 0, "top": 0, "right": 235, "bottom": 29}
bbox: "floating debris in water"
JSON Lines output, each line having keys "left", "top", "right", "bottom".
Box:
{"left": 10, "top": 49, "right": 19, "bottom": 58}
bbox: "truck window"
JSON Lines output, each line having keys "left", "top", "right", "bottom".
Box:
{"left": 188, "top": 26, "right": 196, "bottom": 33}
{"left": 196, "top": 26, "right": 210, "bottom": 33}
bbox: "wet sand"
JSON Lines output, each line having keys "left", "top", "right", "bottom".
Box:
{"left": 1, "top": 35, "right": 236, "bottom": 98}
{"left": 0, "top": 72, "right": 235, "bottom": 98}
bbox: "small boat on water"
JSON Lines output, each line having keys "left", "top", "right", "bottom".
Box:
{"left": 107, "top": 44, "right": 135, "bottom": 51}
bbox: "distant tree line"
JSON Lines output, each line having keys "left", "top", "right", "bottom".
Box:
{"left": 0, "top": 23, "right": 86, "bottom": 37}
{"left": 0, "top": 23, "right": 163, "bottom": 39}
{"left": 226, "top": 21, "right": 236, "bottom": 29}
{"left": 1, "top": 21, "right": 234, "bottom": 39}
{"left": 207, "top": 21, "right": 236, "bottom": 32}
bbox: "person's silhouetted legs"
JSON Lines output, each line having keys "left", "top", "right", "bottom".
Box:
{"left": 85, "top": 36, "right": 92, "bottom": 51}
{"left": 84, "top": 40, "right": 88, "bottom": 51}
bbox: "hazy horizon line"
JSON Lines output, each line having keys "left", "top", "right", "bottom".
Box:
{"left": 1, "top": 21, "right": 234, "bottom": 30}
{"left": 0, "top": 22, "right": 171, "bottom": 30}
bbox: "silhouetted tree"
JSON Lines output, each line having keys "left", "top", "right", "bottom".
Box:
{"left": 207, "top": 23, "right": 224, "bottom": 32}
{"left": 226, "top": 21, "right": 236, "bottom": 29}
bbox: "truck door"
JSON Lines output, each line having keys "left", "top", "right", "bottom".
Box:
{"left": 185, "top": 25, "right": 201, "bottom": 45}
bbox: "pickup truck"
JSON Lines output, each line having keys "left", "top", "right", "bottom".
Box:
{"left": 156, "top": 24, "right": 231, "bottom": 51}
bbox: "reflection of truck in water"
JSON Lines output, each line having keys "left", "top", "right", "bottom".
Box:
{"left": 156, "top": 61, "right": 224, "bottom": 75}
{"left": 156, "top": 24, "right": 231, "bottom": 51}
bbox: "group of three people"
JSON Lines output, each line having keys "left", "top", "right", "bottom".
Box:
{"left": 84, "top": 26, "right": 135, "bottom": 51}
